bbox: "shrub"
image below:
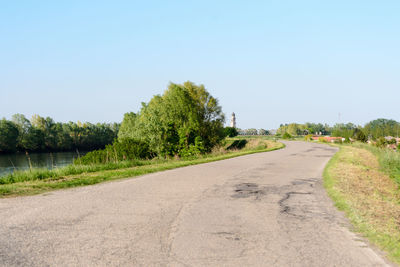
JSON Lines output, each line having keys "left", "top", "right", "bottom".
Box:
{"left": 387, "top": 138, "right": 397, "bottom": 145}
{"left": 304, "top": 134, "right": 313, "bottom": 141}
{"left": 178, "top": 136, "right": 206, "bottom": 158}
{"left": 282, "top": 132, "right": 292, "bottom": 139}
{"left": 375, "top": 137, "right": 387, "bottom": 148}
{"left": 353, "top": 128, "right": 367, "bottom": 142}
{"left": 76, "top": 138, "right": 151, "bottom": 164}
{"left": 224, "top": 127, "right": 238, "bottom": 137}
{"left": 318, "top": 137, "right": 328, "bottom": 143}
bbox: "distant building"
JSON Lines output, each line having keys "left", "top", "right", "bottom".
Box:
{"left": 230, "top": 112, "right": 236, "bottom": 128}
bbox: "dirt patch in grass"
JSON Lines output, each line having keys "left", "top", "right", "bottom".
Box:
{"left": 325, "top": 146, "right": 400, "bottom": 264}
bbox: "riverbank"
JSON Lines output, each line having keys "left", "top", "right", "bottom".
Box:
{"left": 324, "top": 144, "right": 400, "bottom": 264}
{"left": 0, "top": 151, "right": 87, "bottom": 177}
{"left": 0, "top": 139, "right": 284, "bottom": 197}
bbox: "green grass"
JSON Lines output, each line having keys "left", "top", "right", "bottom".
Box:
{"left": 351, "top": 143, "right": 400, "bottom": 185}
{"left": 324, "top": 145, "right": 400, "bottom": 264}
{"left": 0, "top": 139, "right": 284, "bottom": 197}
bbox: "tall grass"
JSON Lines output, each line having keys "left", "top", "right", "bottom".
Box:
{"left": 0, "top": 160, "right": 154, "bottom": 185}
{"left": 0, "top": 139, "right": 284, "bottom": 196}
{"left": 352, "top": 143, "right": 400, "bottom": 185}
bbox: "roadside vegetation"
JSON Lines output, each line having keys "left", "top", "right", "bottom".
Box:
{"left": 0, "top": 138, "right": 283, "bottom": 197}
{"left": 324, "top": 143, "right": 400, "bottom": 264}
{"left": 0, "top": 81, "right": 285, "bottom": 197}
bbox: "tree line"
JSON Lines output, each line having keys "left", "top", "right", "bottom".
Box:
{"left": 0, "top": 114, "right": 119, "bottom": 153}
{"left": 276, "top": 119, "right": 400, "bottom": 141}
{"left": 238, "top": 128, "right": 269, "bottom": 135}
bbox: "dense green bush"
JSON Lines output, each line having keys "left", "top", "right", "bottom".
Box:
{"left": 224, "top": 127, "right": 238, "bottom": 137}
{"left": 318, "top": 137, "right": 328, "bottom": 143}
{"left": 178, "top": 136, "right": 206, "bottom": 158}
{"left": 353, "top": 128, "right": 367, "bottom": 142}
{"left": 118, "top": 81, "right": 225, "bottom": 157}
{"left": 76, "top": 138, "right": 151, "bottom": 165}
{"left": 375, "top": 137, "right": 387, "bottom": 148}
{"left": 304, "top": 134, "right": 313, "bottom": 141}
{"left": 282, "top": 132, "right": 292, "bottom": 139}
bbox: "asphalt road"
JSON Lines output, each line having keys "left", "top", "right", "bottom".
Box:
{"left": 0, "top": 141, "right": 393, "bottom": 266}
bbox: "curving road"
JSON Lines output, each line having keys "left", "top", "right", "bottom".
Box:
{"left": 0, "top": 141, "right": 393, "bottom": 266}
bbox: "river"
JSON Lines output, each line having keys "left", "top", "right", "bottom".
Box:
{"left": 0, "top": 151, "right": 87, "bottom": 177}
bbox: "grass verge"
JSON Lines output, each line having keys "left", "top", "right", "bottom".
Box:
{"left": 0, "top": 139, "right": 284, "bottom": 198}
{"left": 324, "top": 145, "right": 400, "bottom": 264}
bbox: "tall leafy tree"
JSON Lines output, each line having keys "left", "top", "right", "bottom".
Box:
{"left": 118, "top": 81, "right": 225, "bottom": 156}
{"left": 0, "top": 119, "right": 19, "bottom": 152}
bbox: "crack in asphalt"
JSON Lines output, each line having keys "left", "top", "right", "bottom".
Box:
{"left": 278, "top": 191, "right": 312, "bottom": 216}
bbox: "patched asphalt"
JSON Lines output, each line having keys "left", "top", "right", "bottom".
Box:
{"left": 0, "top": 141, "right": 394, "bottom": 266}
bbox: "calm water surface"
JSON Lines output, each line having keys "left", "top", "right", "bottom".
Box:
{"left": 0, "top": 152, "right": 87, "bottom": 177}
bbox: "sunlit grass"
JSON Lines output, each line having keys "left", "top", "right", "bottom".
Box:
{"left": 0, "top": 139, "right": 284, "bottom": 197}
{"left": 324, "top": 145, "right": 400, "bottom": 264}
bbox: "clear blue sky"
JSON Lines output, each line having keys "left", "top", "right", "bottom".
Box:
{"left": 1, "top": 0, "right": 399, "bottom": 129}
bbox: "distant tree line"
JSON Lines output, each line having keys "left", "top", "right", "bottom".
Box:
{"left": 238, "top": 128, "right": 269, "bottom": 136}
{"left": 276, "top": 119, "right": 400, "bottom": 142}
{"left": 0, "top": 114, "right": 119, "bottom": 153}
{"left": 277, "top": 123, "right": 331, "bottom": 136}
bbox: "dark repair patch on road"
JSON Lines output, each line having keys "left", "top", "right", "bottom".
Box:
{"left": 231, "top": 183, "right": 265, "bottom": 199}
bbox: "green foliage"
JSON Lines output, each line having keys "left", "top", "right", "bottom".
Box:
{"left": 0, "top": 139, "right": 285, "bottom": 196}
{"left": 304, "top": 134, "right": 313, "bottom": 141}
{"left": 118, "top": 112, "right": 137, "bottom": 140}
{"left": 76, "top": 138, "right": 151, "bottom": 165}
{"left": 353, "top": 128, "right": 367, "bottom": 142}
{"left": 364, "top": 119, "right": 400, "bottom": 139}
{"left": 227, "top": 139, "right": 248, "bottom": 150}
{"left": 278, "top": 123, "right": 330, "bottom": 136}
{"left": 1, "top": 114, "right": 119, "bottom": 153}
{"left": 331, "top": 123, "right": 357, "bottom": 138}
{"left": 282, "top": 132, "right": 292, "bottom": 139}
{"left": 0, "top": 119, "right": 19, "bottom": 152}
{"left": 318, "top": 137, "right": 328, "bottom": 143}
{"left": 375, "top": 137, "right": 387, "bottom": 148}
{"left": 224, "top": 127, "right": 238, "bottom": 137}
{"left": 118, "top": 81, "right": 225, "bottom": 157}
{"left": 178, "top": 136, "right": 206, "bottom": 158}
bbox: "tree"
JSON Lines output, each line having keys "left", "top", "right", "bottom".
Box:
{"left": 0, "top": 119, "right": 19, "bottom": 153}
{"left": 118, "top": 81, "right": 225, "bottom": 156}
{"left": 224, "top": 127, "right": 238, "bottom": 137}
{"left": 258, "top": 129, "right": 269, "bottom": 135}
{"left": 4, "top": 114, "right": 118, "bottom": 153}
{"left": 364, "top": 119, "right": 400, "bottom": 139}
{"left": 353, "top": 128, "right": 367, "bottom": 142}
{"left": 118, "top": 112, "right": 138, "bottom": 140}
